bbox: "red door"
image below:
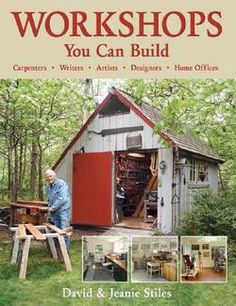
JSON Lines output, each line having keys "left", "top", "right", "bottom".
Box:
{"left": 72, "top": 152, "right": 113, "bottom": 226}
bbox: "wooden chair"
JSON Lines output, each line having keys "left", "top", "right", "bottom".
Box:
{"left": 147, "top": 261, "right": 160, "bottom": 277}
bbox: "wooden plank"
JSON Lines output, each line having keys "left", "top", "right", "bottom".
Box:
{"left": 10, "top": 225, "right": 47, "bottom": 232}
{"left": 45, "top": 228, "right": 58, "bottom": 259}
{"left": 10, "top": 203, "right": 48, "bottom": 210}
{"left": 11, "top": 231, "right": 20, "bottom": 264}
{"left": 15, "top": 233, "right": 61, "bottom": 239}
{"left": 45, "top": 223, "right": 67, "bottom": 235}
{"left": 46, "top": 236, "right": 58, "bottom": 259}
{"left": 24, "top": 223, "right": 46, "bottom": 240}
{"left": 133, "top": 175, "right": 157, "bottom": 217}
{"left": 17, "top": 200, "right": 48, "bottom": 206}
{"left": 19, "top": 236, "right": 31, "bottom": 279}
{"left": 58, "top": 235, "right": 72, "bottom": 272}
{"left": 18, "top": 224, "right": 26, "bottom": 240}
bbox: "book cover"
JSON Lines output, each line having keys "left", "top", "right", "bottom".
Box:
{"left": 0, "top": 1, "right": 235, "bottom": 306}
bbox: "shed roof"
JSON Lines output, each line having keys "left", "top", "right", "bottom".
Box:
{"left": 114, "top": 88, "right": 223, "bottom": 162}
{"left": 53, "top": 87, "right": 223, "bottom": 169}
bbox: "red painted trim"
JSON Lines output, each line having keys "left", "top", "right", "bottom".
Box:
{"left": 113, "top": 89, "right": 174, "bottom": 145}
{"left": 113, "top": 89, "right": 155, "bottom": 129}
{"left": 53, "top": 88, "right": 174, "bottom": 170}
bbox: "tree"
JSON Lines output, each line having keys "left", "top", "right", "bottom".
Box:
{"left": 0, "top": 79, "right": 97, "bottom": 201}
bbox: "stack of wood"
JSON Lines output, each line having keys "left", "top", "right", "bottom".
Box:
{"left": 133, "top": 175, "right": 157, "bottom": 218}
{"left": 0, "top": 207, "right": 10, "bottom": 227}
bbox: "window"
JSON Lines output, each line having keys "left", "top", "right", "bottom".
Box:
{"left": 99, "top": 97, "right": 130, "bottom": 117}
{"left": 189, "top": 160, "right": 208, "bottom": 183}
{"left": 95, "top": 245, "right": 103, "bottom": 253}
{"left": 190, "top": 160, "right": 196, "bottom": 182}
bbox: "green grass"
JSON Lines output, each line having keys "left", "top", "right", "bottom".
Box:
{"left": 0, "top": 240, "right": 236, "bottom": 306}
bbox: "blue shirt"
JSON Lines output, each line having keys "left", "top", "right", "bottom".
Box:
{"left": 46, "top": 178, "right": 70, "bottom": 212}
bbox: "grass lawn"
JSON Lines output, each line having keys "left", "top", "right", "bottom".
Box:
{"left": 0, "top": 237, "right": 236, "bottom": 306}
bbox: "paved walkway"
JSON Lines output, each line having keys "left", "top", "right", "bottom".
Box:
{"left": 76, "top": 226, "right": 154, "bottom": 237}
{"left": 103, "top": 226, "right": 153, "bottom": 236}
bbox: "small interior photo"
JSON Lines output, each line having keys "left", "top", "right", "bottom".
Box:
{"left": 181, "top": 236, "right": 227, "bottom": 283}
{"left": 131, "top": 236, "right": 178, "bottom": 282}
{"left": 82, "top": 236, "right": 128, "bottom": 282}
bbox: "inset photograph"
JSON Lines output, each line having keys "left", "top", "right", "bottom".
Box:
{"left": 82, "top": 236, "right": 128, "bottom": 282}
{"left": 181, "top": 236, "right": 227, "bottom": 283}
{"left": 131, "top": 236, "right": 178, "bottom": 282}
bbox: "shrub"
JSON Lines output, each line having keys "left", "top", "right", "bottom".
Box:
{"left": 176, "top": 190, "right": 236, "bottom": 257}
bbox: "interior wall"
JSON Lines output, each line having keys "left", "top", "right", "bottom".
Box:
{"left": 113, "top": 238, "right": 128, "bottom": 253}
{"left": 132, "top": 237, "right": 178, "bottom": 260}
{"left": 86, "top": 238, "right": 113, "bottom": 262}
{"left": 182, "top": 239, "right": 227, "bottom": 268}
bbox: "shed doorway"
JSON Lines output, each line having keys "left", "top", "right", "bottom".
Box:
{"left": 114, "top": 151, "right": 158, "bottom": 229}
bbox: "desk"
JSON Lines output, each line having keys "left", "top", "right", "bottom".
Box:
{"left": 105, "top": 255, "right": 127, "bottom": 281}
{"left": 10, "top": 201, "right": 48, "bottom": 226}
{"left": 105, "top": 255, "right": 127, "bottom": 272}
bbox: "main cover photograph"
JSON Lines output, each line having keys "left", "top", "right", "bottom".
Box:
{"left": 0, "top": 78, "right": 235, "bottom": 305}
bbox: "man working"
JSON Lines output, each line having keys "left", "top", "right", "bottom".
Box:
{"left": 116, "top": 177, "right": 125, "bottom": 223}
{"left": 45, "top": 169, "right": 71, "bottom": 250}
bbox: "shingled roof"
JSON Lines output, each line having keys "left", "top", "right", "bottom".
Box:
{"left": 114, "top": 88, "right": 224, "bottom": 162}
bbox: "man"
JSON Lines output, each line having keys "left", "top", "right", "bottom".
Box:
{"left": 116, "top": 177, "right": 125, "bottom": 223}
{"left": 45, "top": 169, "right": 71, "bottom": 250}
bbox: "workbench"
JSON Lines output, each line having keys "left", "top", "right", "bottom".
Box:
{"left": 10, "top": 223, "right": 72, "bottom": 279}
{"left": 10, "top": 200, "right": 48, "bottom": 226}
{"left": 105, "top": 254, "right": 127, "bottom": 281}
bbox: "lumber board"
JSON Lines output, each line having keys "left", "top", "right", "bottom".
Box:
{"left": 17, "top": 200, "right": 48, "bottom": 206}
{"left": 18, "top": 224, "right": 26, "bottom": 240}
{"left": 45, "top": 227, "right": 58, "bottom": 259}
{"left": 45, "top": 223, "right": 67, "bottom": 235}
{"left": 19, "top": 236, "right": 31, "bottom": 279}
{"left": 11, "top": 231, "right": 20, "bottom": 264}
{"left": 14, "top": 233, "right": 60, "bottom": 240}
{"left": 133, "top": 175, "right": 157, "bottom": 217}
{"left": 10, "top": 203, "right": 48, "bottom": 210}
{"left": 25, "top": 223, "right": 46, "bottom": 240}
{"left": 58, "top": 235, "right": 72, "bottom": 272}
{"left": 47, "top": 237, "right": 58, "bottom": 259}
{"left": 10, "top": 225, "right": 47, "bottom": 232}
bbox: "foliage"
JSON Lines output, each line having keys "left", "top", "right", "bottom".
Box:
{"left": 176, "top": 190, "right": 236, "bottom": 257}
{"left": 0, "top": 79, "right": 97, "bottom": 201}
{"left": 124, "top": 79, "right": 236, "bottom": 195}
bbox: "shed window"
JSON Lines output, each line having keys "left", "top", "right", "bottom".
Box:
{"left": 190, "top": 160, "right": 196, "bottom": 182}
{"left": 95, "top": 245, "right": 103, "bottom": 253}
{"left": 99, "top": 97, "right": 130, "bottom": 117}
{"left": 189, "top": 160, "right": 208, "bottom": 183}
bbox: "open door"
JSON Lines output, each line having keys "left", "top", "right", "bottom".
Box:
{"left": 72, "top": 152, "right": 113, "bottom": 226}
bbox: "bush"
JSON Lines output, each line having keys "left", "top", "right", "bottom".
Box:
{"left": 176, "top": 190, "right": 236, "bottom": 257}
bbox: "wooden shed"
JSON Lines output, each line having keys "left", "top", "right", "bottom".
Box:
{"left": 53, "top": 87, "right": 223, "bottom": 232}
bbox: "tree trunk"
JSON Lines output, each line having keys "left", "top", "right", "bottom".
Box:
{"left": 38, "top": 139, "right": 44, "bottom": 201}
{"left": 30, "top": 137, "right": 38, "bottom": 200}
{"left": 18, "top": 141, "right": 24, "bottom": 194}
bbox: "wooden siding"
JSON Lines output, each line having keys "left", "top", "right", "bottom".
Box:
{"left": 179, "top": 161, "right": 219, "bottom": 216}
{"left": 157, "top": 148, "right": 173, "bottom": 233}
{"left": 56, "top": 109, "right": 162, "bottom": 193}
